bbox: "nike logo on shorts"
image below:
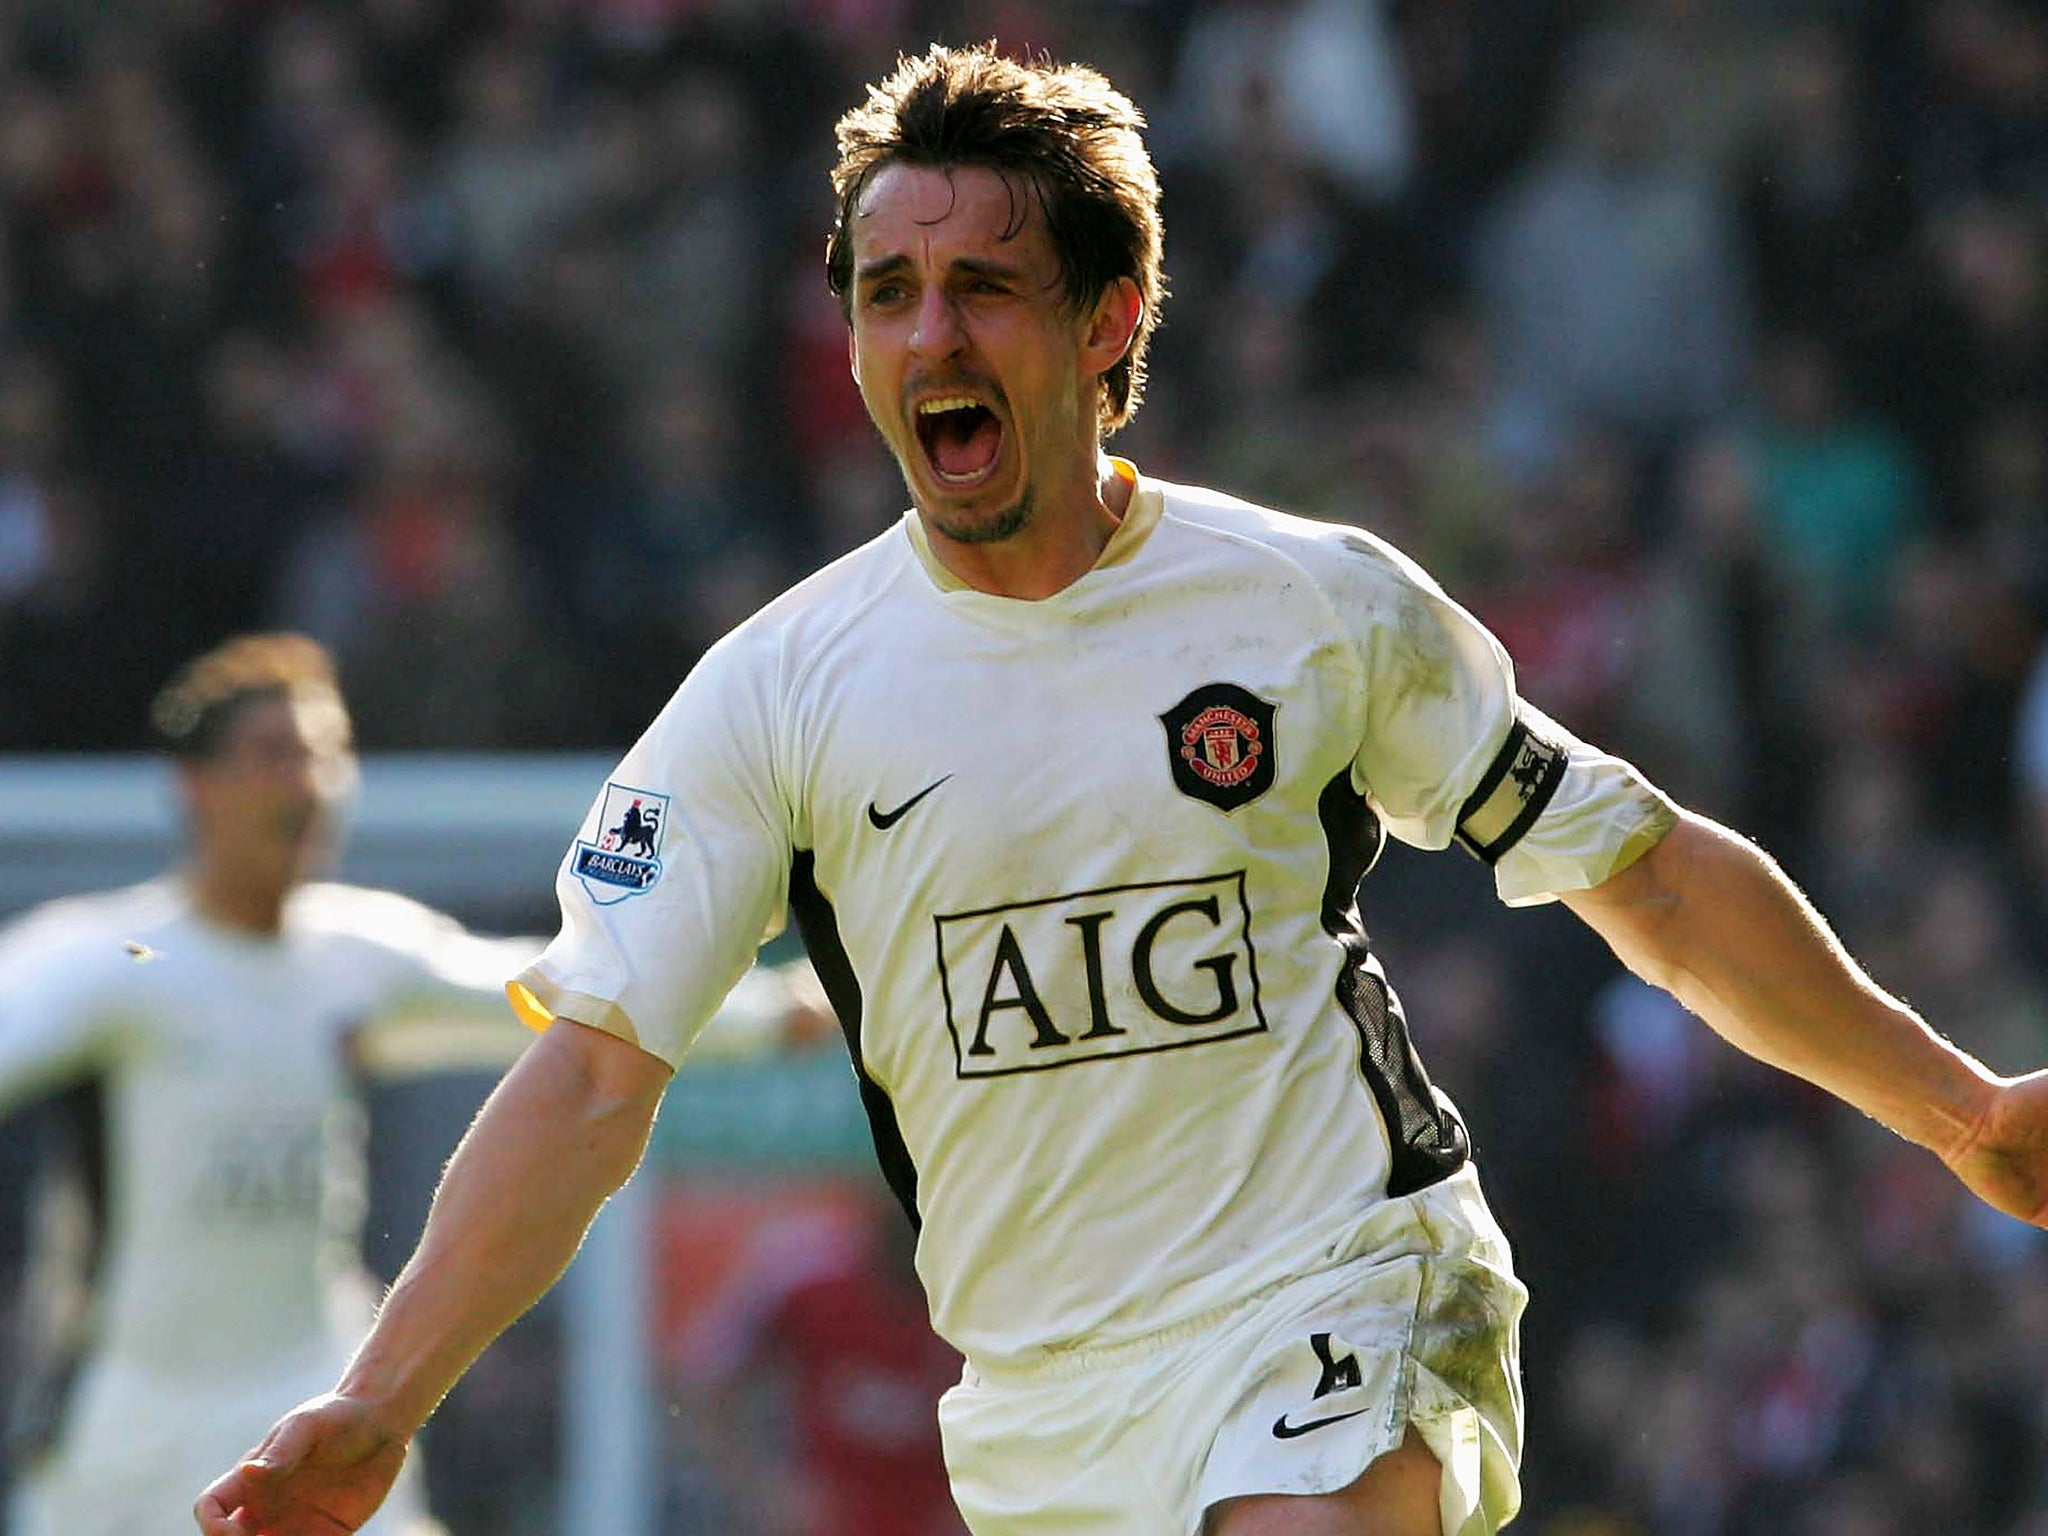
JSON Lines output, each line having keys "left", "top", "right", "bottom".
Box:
{"left": 1270, "top": 1406, "right": 1370, "bottom": 1440}
{"left": 868, "top": 775, "right": 952, "bottom": 829}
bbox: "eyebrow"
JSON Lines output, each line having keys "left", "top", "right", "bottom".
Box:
{"left": 952, "top": 256, "right": 1027, "bottom": 284}
{"left": 853, "top": 253, "right": 1031, "bottom": 287}
{"left": 854, "top": 253, "right": 911, "bottom": 285}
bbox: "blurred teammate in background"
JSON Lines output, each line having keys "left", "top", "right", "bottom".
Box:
{"left": 201, "top": 46, "right": 2048, "bottom": 1536}
{"left": 0, "top": 633, "right": 819, "bottom": 1536}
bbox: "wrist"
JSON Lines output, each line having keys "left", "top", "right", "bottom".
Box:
{"left": 1929, "top": 1053, "right": 2003, "bottom": 1168}
{"left": 335, "top": 1350, "right": 440, "bottom": 1443}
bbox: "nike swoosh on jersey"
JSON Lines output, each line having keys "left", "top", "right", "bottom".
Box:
{"left": 1270, "top": 1406, "right": 1370, "bottom": 1440}
{"left": 867, "top": 775, "right": 953, "bottom": 830}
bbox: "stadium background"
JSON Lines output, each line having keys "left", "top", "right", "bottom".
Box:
{"left": 3, "top": 0, "right": 2048, "bottom": 1532}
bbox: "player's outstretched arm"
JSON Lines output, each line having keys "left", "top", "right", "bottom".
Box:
{"left": 1561, "top": 809, "right": 2048, "bottom": 1227}
{"left": 195, "top": 1017, "right": 672, "bottom": 1535}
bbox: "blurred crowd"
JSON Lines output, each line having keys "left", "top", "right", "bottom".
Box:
{"left": 3, "top": 0, "right": 2048, "bottom": 1532}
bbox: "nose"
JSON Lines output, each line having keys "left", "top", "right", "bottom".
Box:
{"left": 909, "top": 285, "right": 966, "bottom": 360}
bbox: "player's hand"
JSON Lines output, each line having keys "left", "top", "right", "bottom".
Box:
{"left": 194, "top": 1392, "right": 409, "bottom": 1536}
{"left": 1942, "top": 1067, "right": 2048, "bottom": 1227}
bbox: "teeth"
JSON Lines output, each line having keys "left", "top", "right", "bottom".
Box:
{"left": 917, "top": 396, "right": 982, "bottom": 415}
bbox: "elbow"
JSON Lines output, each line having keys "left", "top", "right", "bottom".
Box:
{"left": 1571, "top": 814, "right": 1703, "bottom": 999}
{"left": 1621, "top": 923, "right": 1690, "bottom": 1003}
{"left": 576, "top": 1076, "right": 663, "bottom": 1192}
{"left": 541, "top": 1018, "right": 669, "bottom": 1189}
{"left": 1608, "top": 812, "right": 1781, "bottom": 1014}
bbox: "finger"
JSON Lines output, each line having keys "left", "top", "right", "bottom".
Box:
{"left": 250, "top": 1411, "right": 325, "bottom": 1473}
{"left": 193, "top": 1489, "right": 254, "bottom": 1535}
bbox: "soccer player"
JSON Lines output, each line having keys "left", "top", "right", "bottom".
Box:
{"left": 198, "top": 47, "right": 2048, "bottom": 1536}
{"left": 0, "top": 633, "right": 819, "bottom": 1536}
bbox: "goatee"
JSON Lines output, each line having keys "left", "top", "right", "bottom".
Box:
{"left": 927, "top": 490, "right": 1032, "bottom": 546}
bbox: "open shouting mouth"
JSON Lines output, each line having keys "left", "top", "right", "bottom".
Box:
{"left": 915, "top": 394, "right": 1006, "bottom": 489}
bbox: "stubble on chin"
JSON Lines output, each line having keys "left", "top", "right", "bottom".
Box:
{"left": 925, "top": 487, "right": 1033, "bottom": 546}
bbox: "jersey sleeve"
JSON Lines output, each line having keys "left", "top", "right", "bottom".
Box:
{"left": 510, "top": 633, "right": 795, "bottom": 1069}
{"left": 1332, "top": 528, "right": 1676, "bottom": 906}
{"left": 0, "top": 907, "right": 124, "bottom": 1115}
{"left": 324, "top": 891, "right": 546, "bottom": 1078}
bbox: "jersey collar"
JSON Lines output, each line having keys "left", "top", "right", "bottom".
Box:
{"left": 902, "top": 457, "right": 1164, "bottom": 598}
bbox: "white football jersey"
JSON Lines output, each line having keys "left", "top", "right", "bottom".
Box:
{"left": 0, "top": 874, "right": 812, "bottom": 1536}
{"left": 514, "top": 461, "right": 1674, "bottom": 1369}
{"left": 0, "top": 878, "right": 538, "bottom": 1383}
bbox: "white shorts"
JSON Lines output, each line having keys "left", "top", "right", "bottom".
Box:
{"left": 937, "top": 1164, "right": 1525, "bottom": 1536}
{"left": 7, "top": 1351, "right": 442, "bottom": 1536}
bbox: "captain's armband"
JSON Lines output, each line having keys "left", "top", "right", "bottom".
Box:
{"left": 1454, "top": 712, "right": 1569, "bottom": 865}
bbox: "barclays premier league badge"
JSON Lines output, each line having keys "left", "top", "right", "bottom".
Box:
{"left": 573, "top": 782, "right": 670, "bottom": 904}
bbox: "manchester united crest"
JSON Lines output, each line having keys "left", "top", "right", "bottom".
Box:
{"left": 1160, "top": 683, "right": 1278, "bottom": 811}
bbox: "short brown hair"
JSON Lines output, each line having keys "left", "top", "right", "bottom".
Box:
{"left": 826, "top": 43, "right": 1166, "bottom": 435}
{"left": 150, "top": 633, "right": 345, "bottom": 760}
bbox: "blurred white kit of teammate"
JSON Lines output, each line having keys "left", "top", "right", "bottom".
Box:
{"left": 514, "top": 462, "right": 1673, "bottom": 1534}
{"left": 0, "top": 876, "right": 805, "bottom": 1536}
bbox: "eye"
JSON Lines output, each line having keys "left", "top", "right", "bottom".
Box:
{"left": 864, "top": 280, "right": 908, "bottom": 307}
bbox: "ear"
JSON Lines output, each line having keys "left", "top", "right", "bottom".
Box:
{"left": 847, "top": 326, "right": 859, "bottom": 383}
{"left": 1080, "top": 277, "right": 1144, "bottom": 378}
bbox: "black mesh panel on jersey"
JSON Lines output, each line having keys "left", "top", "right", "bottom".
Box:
{"left": 3, "top": 1078, "right": 107, "bottom": 1462}
{"left": 1317, "top": 771, "right": 1471, "bottom": 1197}
{"left": 788, "top": 851, "right": 922, "bottom": 1231}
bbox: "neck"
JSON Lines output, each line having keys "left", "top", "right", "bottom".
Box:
{"left": 187, "top": 858, "right": 292, "bottom": 937}
{"left": 924, "top": 456, "right": 1133, "bottom": 600}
